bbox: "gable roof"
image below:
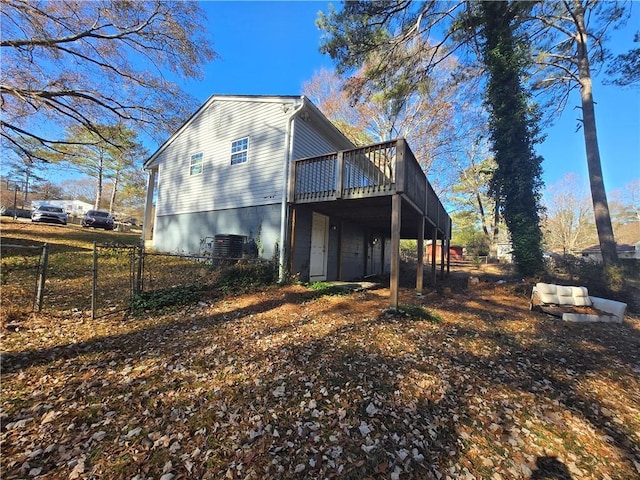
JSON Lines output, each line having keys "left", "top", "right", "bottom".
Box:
{"left": 143, "top": 94, "right": 353, "bottom": 169}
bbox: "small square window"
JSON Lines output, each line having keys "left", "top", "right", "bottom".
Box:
{"left": 190, "top": 152, "right": 203, "bottom": 175}
{"left": 231, "top": 137, "right": 248, "bottom": 165}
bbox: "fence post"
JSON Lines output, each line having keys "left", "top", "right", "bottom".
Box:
{"left": 130, "top": 246, "right": 136, "bottom": 300}
{"left": 92, "top": 242, "right": 98, "bottom": 320}
{"left": 34, "top": 243, "right": 49, "bottom": 312}
{"left": 136, "top": 245, "right": 143, "bottom": 295}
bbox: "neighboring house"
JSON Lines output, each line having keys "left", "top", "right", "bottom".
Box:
{"left": 424, "top": 241, "right": 463, "bottom": 262}
{"left": 142, "top": 94, "right": 451, "bottom": 304}
{"left": 581, "top": 242, "right": 640, "bottom": 261}
{"left": 31, "top": 199, "right": 93, "bottom": 217}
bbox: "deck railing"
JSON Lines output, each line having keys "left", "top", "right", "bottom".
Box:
{"left": 291, "top": 138, "right": 450, "bottom": 234}
{"left": 292, "top": 152, "right": 338, "bottom": 202}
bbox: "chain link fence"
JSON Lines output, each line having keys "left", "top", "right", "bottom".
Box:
{"left": 91, "top": 243, "right": 139, "bottom": 319}
{"left": 1, "top": 243, "right": 48, "bottom": 325}
{"left": 1, "top": 239, "right": 269, "bottom": 322}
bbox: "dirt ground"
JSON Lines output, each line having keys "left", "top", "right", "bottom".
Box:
{"left": 2, "top": 265, "right": 639, "bottom": 479}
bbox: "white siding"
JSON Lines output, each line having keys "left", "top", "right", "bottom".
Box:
{"left": 149, "top": 95, "right": 357, "bottom": 256}
{"left": 155, "top": 99, "right": 290, "bottom": 216}
{"left": 291, "top": 117, "right": 347, "bottom": 160}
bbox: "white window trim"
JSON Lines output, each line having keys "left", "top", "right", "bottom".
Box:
{"left": 230, "top": 137, "right": 249, "bottom": 166}
{"left": 190, "top": 152, "right": 204, "bottom": 176}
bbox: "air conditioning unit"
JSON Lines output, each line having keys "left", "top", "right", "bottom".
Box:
{"left": 213, "top": 234, "right": 244, "bottom": 258}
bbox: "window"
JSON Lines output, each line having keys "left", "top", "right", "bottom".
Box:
{"left": 190, "top": 152, "right": 203, "bottom": 175}
{"left": 231, "top": 137, "right": 248, "bottom": 165}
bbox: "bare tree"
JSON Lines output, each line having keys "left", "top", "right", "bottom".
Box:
{"left": 1, "top": 0, "right": 216, "bottom": 163}
{"left": 61, "top": 178, "right": 95, "bottom": 204}
{"left": 303, "top": 47, "right": 460, "bottom": 177}
{"left": 543, "top": 174, "right": 596, "bottom": 254}
{"left": 302, "top": 68, "right": 375, "bottom": 146}
{"left": 610, "top": 179, "right": 640, "bottom": 224}
{"left": 452, "top": 146, "right": 499, "bottom": 249}
{"left": 35, "top": 181, "right": 64, "bottom": 201}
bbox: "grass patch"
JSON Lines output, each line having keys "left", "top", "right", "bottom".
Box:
{"left": 307, "top": 281, "right": 351, "bottom": 296}
{"left": 131, "top": 284, "right": 205, "bottom": 314}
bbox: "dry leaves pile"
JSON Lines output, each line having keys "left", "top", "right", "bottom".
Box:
{"left": 2, "top": 282, "right": 639, "bottom": 479}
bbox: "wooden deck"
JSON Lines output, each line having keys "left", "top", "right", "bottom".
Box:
{"left": 289, "top": 139, "right": 452, "bottom": 308}
{"left": 289, "top": 139, "right": 450, "bottom": 240}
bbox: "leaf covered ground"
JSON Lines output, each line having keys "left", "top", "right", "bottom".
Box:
{"left": 2, "top": 278, "right": 639, "bottom": 480}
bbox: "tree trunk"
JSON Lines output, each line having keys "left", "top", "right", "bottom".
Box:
{"left": 491, "top": 199, "right": 500, "bottom": 259}
{"left": 109, "top": 172, "right": 120, "bottom": 216}
{"left": 94, "top": 153, "right": 104, "bottom": 210}
{"left": 476, "top": 192, "right": 490, "bottom": 240}
{"left": 23, "top": 170, "right": 30, "bottom": 207}
{"left": 573, "top": 0, "right": 618, "bottom": 265}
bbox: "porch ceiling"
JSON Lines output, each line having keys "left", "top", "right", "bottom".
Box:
{"left": 295, "top": 195, "right": 447, "bottom": 240}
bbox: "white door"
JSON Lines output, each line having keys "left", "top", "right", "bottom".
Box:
{"left": 310, "top": 212, "right": 329, "bottom": 281}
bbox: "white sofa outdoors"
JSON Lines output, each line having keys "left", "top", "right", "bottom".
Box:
{"left": 530, "top": 282, "right": 627, "bottom": 323}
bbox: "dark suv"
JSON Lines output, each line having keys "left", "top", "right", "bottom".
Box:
{"left": 82, "top": 210, "right": 115, "bottom": 230}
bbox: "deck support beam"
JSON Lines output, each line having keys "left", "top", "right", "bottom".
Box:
{"left": 431, "top": 227, "right": 437, "bottom": 284}
{"left": 390, "top": 193, "right": 401, "bottom": 309}
{"left": 445, "top": 237, "right": 451, "bottom": 276}
{"left": 447, "top": 218, "right": 452, "bottom": 276}
{"left": 289, "top": 206, "right": 297, "bottom": 276}
{"left": 337, "top": 220, "right": 343, "bottom": 280}
{"left": 416, "top": 216, "right": 424, "bottom": 294}
{"left": 440, "top": 235, "right": 446, "bottom": 278}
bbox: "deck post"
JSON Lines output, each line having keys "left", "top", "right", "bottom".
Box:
{"left": 390, "top": 193, "right": 401, "bottom": 309}
{"left": 289, "top": 206, "right": 297, "bottom": 276}
{"left": 431, "top": 226, "right": 437, "bottom": 284}
{"left": 440, "top": 235, "right": 446, "bottom": 278}
{"left": 336, "top": 151, "right": 344, "bottom": 199}
{"left": 337, "top": 220, "right": 343, "bottom": 280}
{"left": 416, "top": 216, "right": 424, "bottom": 294}
{"left": 288, "top": 160, "right": 297, "bottom": 204}
{"left": 395, "top": 139, "right": 406, "bottom": 193}
{"left": 35, "top": 243, "right": 49, "bottom": 312}
{"left": 447, "top": 217, "right": 452, "bottom": 276}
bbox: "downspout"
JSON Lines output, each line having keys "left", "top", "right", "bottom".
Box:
{"left": 278, "top": 100, "right": 304, "bottom": 282}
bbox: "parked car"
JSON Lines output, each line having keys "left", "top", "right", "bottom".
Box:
{"left": 82, "top": 210, "right": 115, "bottom": 230}
{"left": 31, "top": 205, "right": 68, "bottom": 225}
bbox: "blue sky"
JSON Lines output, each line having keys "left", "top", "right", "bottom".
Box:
{"left": 25, "top": 1, "right": 637, "bottom": 197}
{"left": 185, "top": 0, "right": 639, "bottom": 196}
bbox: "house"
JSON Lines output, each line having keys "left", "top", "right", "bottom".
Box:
{"left": 581, "top": 242, "right": 640, "bottom": 261}
{"left": 142, "top": 95, "right": 451, "bottom": 307}
{"left": 31, "top": 199, "right": 93, "bottom": 217}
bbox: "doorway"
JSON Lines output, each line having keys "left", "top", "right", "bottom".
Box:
{"left": 310, "top": 212, "right": 329, "bottom": 281}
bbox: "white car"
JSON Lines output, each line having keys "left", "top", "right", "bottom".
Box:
{"left": 31, "top": 205, "right": 68, "bottom": 225}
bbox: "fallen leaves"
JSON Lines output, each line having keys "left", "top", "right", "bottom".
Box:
{"left": 1, "top": 283, "right": 639, "bottom": 479}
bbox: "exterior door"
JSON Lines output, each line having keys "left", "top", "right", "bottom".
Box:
{"left": 310, "top": 212, "right": 329, "bottom": 281}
